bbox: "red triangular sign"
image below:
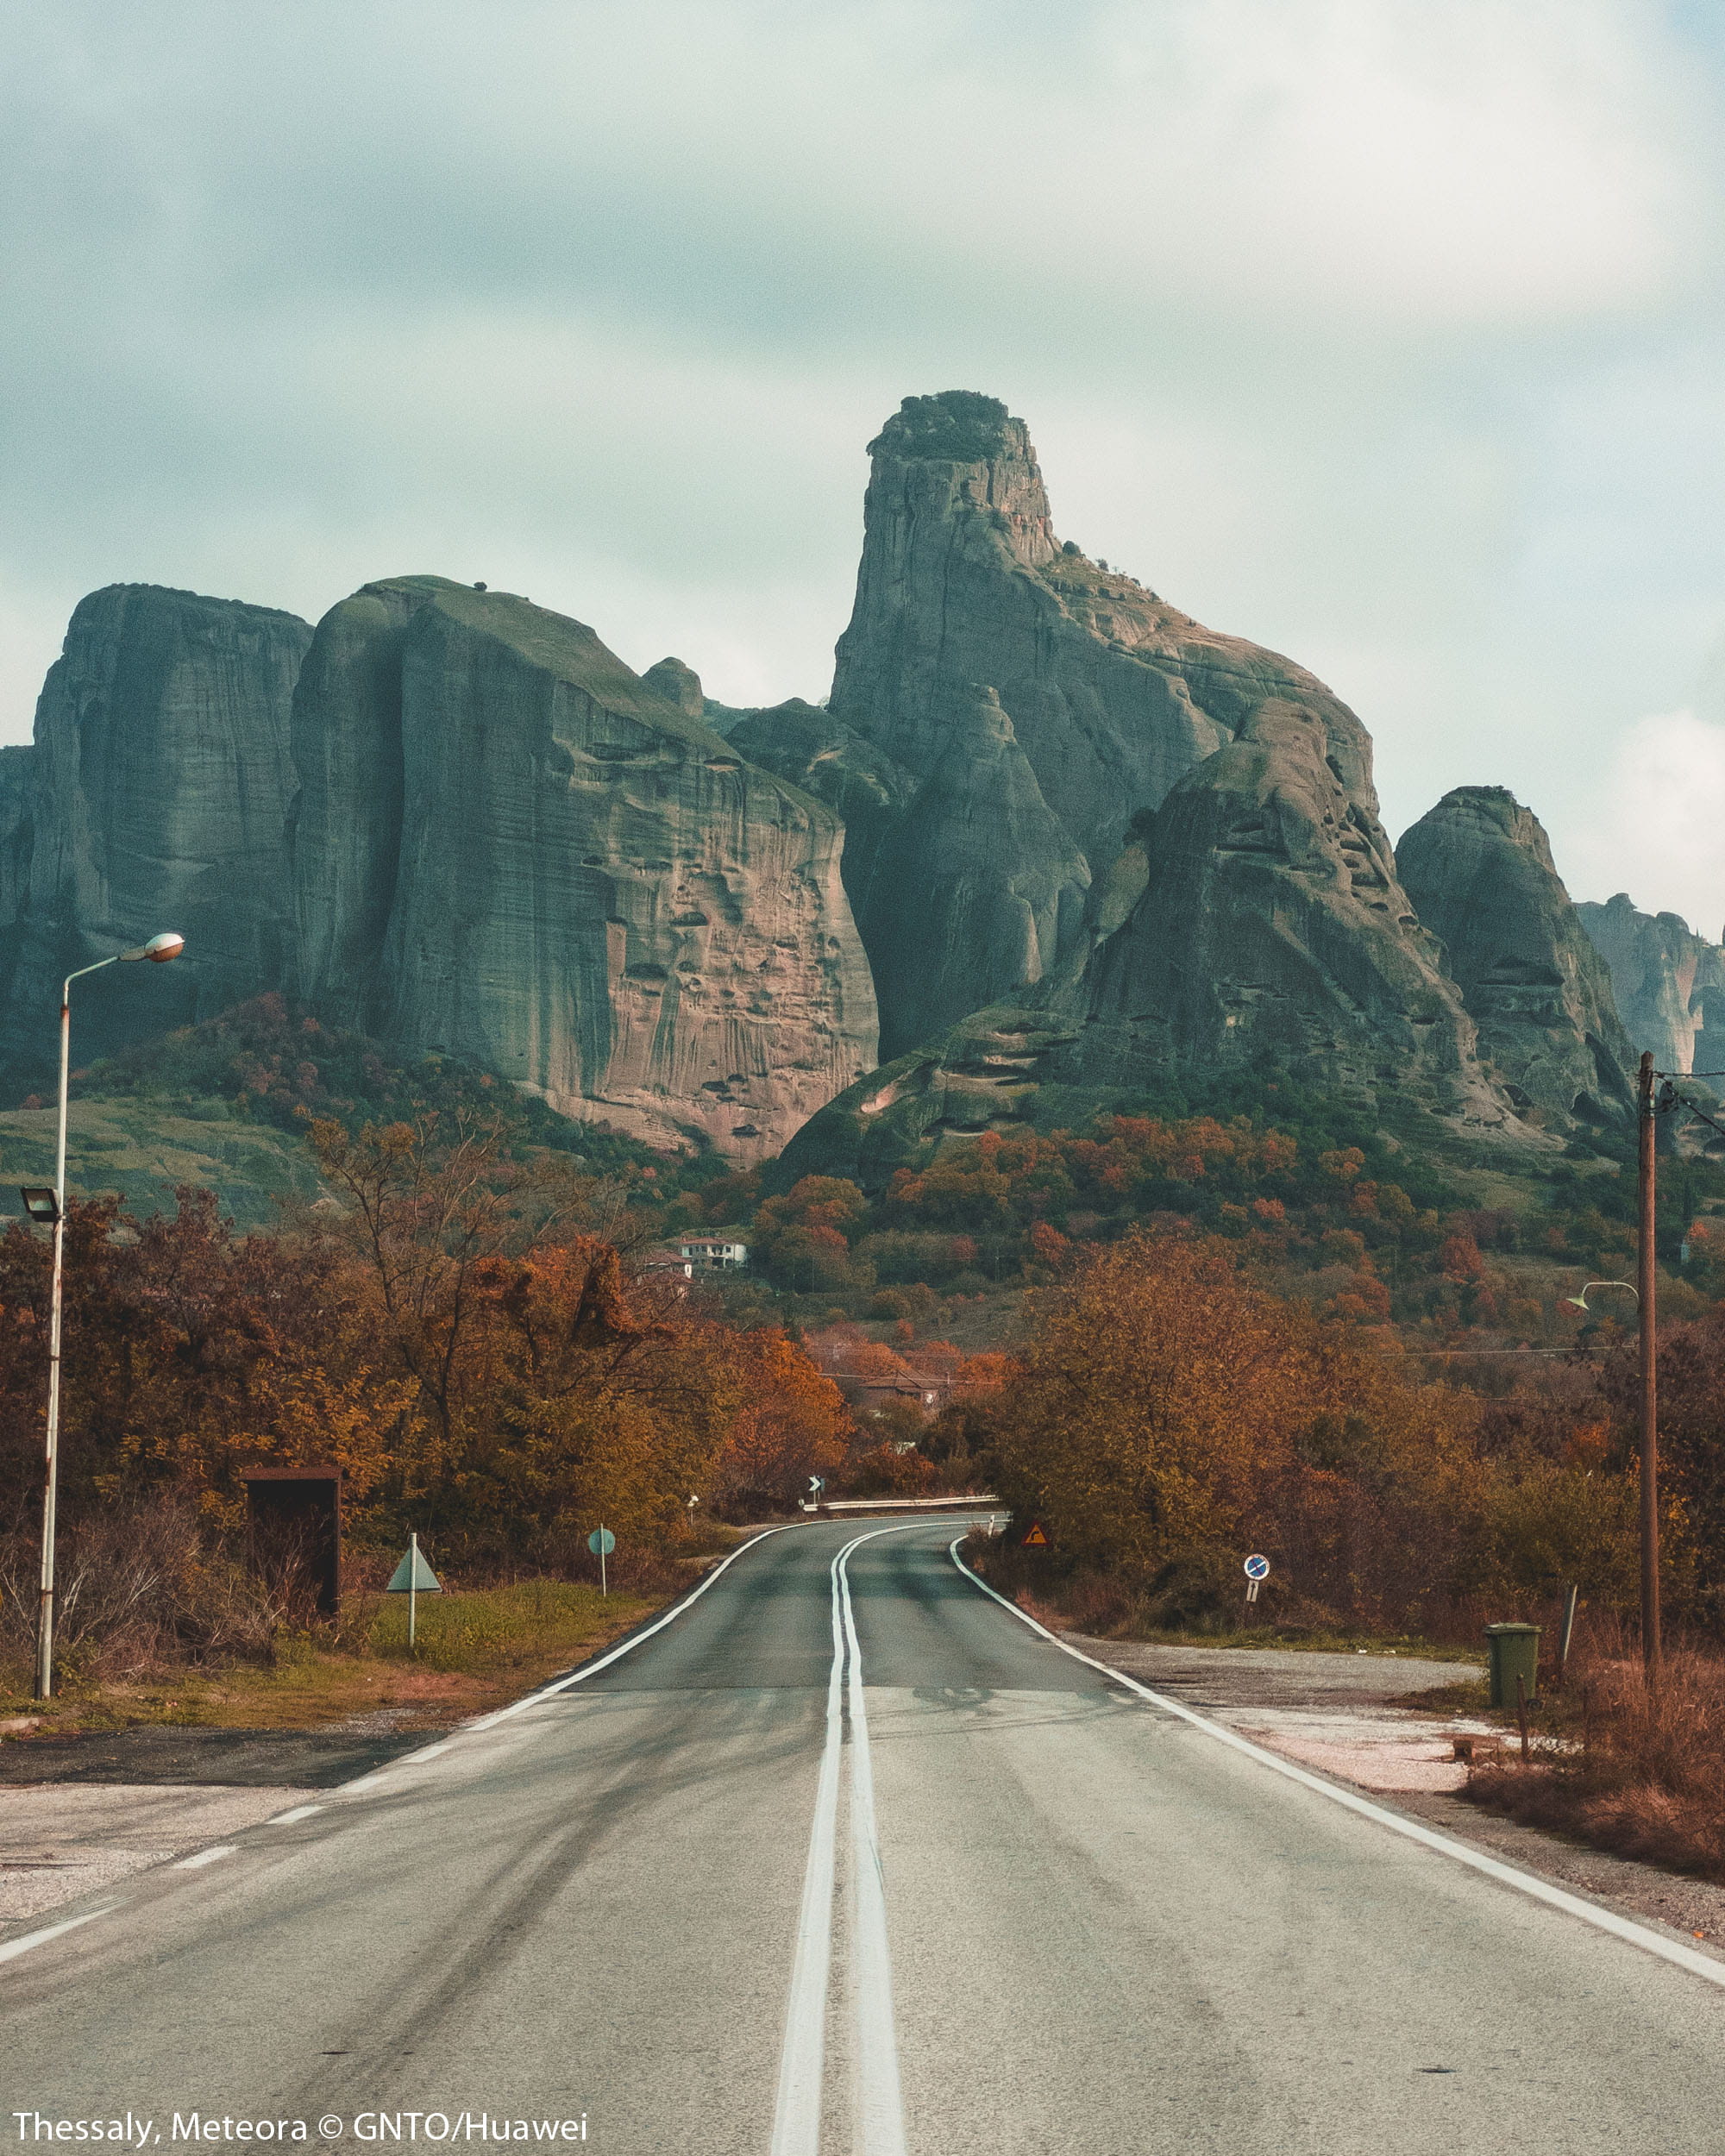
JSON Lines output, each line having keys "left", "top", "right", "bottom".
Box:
{"left": 1022, "top": 1521, "right": 1048, "bottom": 1547}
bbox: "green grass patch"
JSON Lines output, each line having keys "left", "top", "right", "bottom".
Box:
{"left": 363, "top": 1578, "right": 644, "bottom": 1672}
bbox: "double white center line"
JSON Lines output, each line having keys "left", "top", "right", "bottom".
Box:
{"left": 770, "top": 1526, "right": 917, "bottom": 2156}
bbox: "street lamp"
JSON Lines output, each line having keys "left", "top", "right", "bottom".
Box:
{"left": 27, "top": 931, "right": 184, "bottom": 1700}
{"left": 1561, "top": 1281, "right": 1639, "bottom": 1313}
{"left": 1559, "top": 1052, "right": 1664, "bottom": 1684}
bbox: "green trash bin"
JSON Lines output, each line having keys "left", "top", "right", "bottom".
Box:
{"left": 1485, "top": 1622, "right": 1540, "bottom": 1708}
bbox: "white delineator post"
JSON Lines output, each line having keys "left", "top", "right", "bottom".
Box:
{"left": 409, "top": 1532, "right": 420, "bottom": 1650}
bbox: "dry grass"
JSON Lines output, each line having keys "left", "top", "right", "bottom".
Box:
{"left": 0, "top": 1502, "right": 728, "bottom": 1736}
{"left": 975, "top": 1534, "right": 1483, "bottom": 1663}
{"left": 0, "top": 1580, "right": 674, "bottom": 1735}
{"left": 1465, "top": 1619, "right": 1725, "bottom": 1881}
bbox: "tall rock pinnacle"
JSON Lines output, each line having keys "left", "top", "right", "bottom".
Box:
{"left": 806, "top": 389, "right": 1392, "bottom": 1056}
{"left": 1399, "top": 787, "right": 1634, "bottom": 1125}
{"left": 830, "top": 390, "right": 1379, "bottom": 864}
{"left": 1577, "top": 892, "right": 1725, "bottom": 1075}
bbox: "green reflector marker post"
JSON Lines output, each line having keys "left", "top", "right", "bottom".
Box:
{"left": 386, "top": 1532, "right": 442, "bottom": 1649}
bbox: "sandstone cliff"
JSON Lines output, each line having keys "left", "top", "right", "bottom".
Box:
{"left": 1, "top": 584, "right": 310, "bottom": 1074}
{"left": 831, "top": 392, "right": 1380, "bottom": 868}
{"left": 859, "top": 687, "right": 1090, "bottom": 1056}
{"left": 1577, "top": 893, "right": 1725, "bottom": 1075}
{"left": 0, "top": 746, "right": 32, "bottom": 937}
{"left": 724, "top": 699, "right": 914, "bottom": 933}
{"left": 822, "top": 390, "right": 1389, "bottom": 1055}
{"left": 291, "top": 577, "right": 877, "bottom": 1156}
{"left": 1398, "top": 788, "right": 1634, "bottom": 1124}
{"left": 1074, "top": 702, "right": 1493, "bottom": 1109}
{"left": 781, "top": 702, "right": 1521, "bottom": 1189}
{"left": 640, "top": 656, "right": 706, "bottom": 721}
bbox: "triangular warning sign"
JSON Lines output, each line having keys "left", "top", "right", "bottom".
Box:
{"left": 386, "top": 1545, "right": 442, "bottom": 1593}
{"left": 1022, "top": 1521, "right": 1048, "bottom": 1547}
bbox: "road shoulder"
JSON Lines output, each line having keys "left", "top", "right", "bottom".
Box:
{"left": 1061, "top": 1626, "right": 1725, "bottom": 1954}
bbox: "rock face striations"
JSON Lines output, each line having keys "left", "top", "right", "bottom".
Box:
{"left": 779, "top": 704, "right": 1527, "bottom": 1189}
{"left": 724, "top": 699, "right": 914, "bottom": 939}
{"left": 0, "top": 585, "right": 310, "bottom": 1069}
{"left": 0, "top": 580, "right": 877, "bottom": 1156}
{"left": 1577, "top": 893, "right": 1725, "bottom": 1075}
{"left": 290, "top": 578, "right": 876, "bottom": 1156}
{"left": 787, "top": 389, "right": 1389, "bottom": 1057}
{"left": 1398, "top": 788, "right": 1635, "bottom": 1124}
{"left": 859, "top": 686, "right": 1089, "bottom": 1055}
{"left": 1075, "top": 703, "right": 1490, "bottom": 1108}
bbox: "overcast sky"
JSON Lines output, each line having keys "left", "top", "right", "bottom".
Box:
{"left": 4, "top": 1, "right": 1725, "bottom": 928}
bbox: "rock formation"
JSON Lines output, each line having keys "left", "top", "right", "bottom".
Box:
{"left": 724, "top": 699, "right": 913, "bottom": 931}
{"left": 1397, "top": 789, "right": 1634, "bottom": 1125}
{"left": 820, "top": 389, "right": 1390, "bottom": 1051}
{"left": 732, "top": 686, "right": 1086, "bottom": 1057}
{"left": 291, "top": 577, "right": 876, "bottom": 1156}
{"left": 0, "top": 584, "right": 311, "bottom": 1073}
{"left": 856, "top": 687, "right": 1090, "bottom": 1056}
{"left": 640, "top": 656, "right": 706, "bottom": 721}
{"left": 830, "top": 391, "right": 1380, "bottom": 870}
{"left": 781, "top": 702, "right": 1521, "bottom": 1188}
{"left": 1073, "top": 703, "right": 1494, "bottom": 1106}
{"left": 1577, "top": 893, "right": 1725, "bottom": 1076}
{"left": 0, "top": 747, "right": 32, "bottom": 935}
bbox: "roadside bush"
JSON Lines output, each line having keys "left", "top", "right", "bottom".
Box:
{"left": 1468, "top": 1623, "right": 1725, "bottom": 1880}
{"left": 984, "top": 1231, "right": 1497, "bottom": 1633}
{"left": 0, "top": 1498, "right": 293, "bottom": 1683}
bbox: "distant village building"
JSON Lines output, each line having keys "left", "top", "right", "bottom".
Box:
{"left": 677, "top": 1237, "right": 750, "bottom": 1271}
{"left": 835, "top": 1376, "right": 949, "bottom": 1421}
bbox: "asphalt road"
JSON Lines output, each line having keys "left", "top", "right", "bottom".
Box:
{"left": 4, "top": 1519, "right": 1724, "bottom": 2154}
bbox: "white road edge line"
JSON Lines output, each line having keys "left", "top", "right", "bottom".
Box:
{"left": 433, "top": 1527, "right": 796, "bottom": 1734}
{"left": 266, "top": 1804, "right": 323, "bottom": 1826}
{"left": 336, "top": 1526, "right": 798, "bottom": 1793}
{"left": 839, "top": 1532, "right": 910, "bottom": 2156}
{"left": 172, "top": 1846, "right": 238, "bottom": 1871}
{"left": 949, "top": 1537, "right": 1725, "bottom": 1993}
{"left": 0, "top": 1902, "right": 122, "bottom": 1966}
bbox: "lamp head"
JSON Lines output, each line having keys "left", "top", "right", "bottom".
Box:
{"left": 1563, "top": 1279, "right": 1638, "bottom": 1315}
{"left": 120, "top": 931, "right": 185, "bottom": 963}
{"left": 18, "top": 1187, "right": 60, "bottom": 1223}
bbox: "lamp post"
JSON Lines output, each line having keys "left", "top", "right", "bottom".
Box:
{"left": 1635, "top": 1050, "right": 1661, "bottom": 1683}
{"left": 24, "top": 932, "right": 183, "bottom": 1700}
{"left": 1559, "top": 1050, "right": 1662, "bottom": 1685}
{"left": 1562, "top": 1275, "right": 1649, "bottom": 1667}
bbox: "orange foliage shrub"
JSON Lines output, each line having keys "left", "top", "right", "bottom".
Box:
{"left": 989, "top": 1231, "right": 1485, "bottom": 1626}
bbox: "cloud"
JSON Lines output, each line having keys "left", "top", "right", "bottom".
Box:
{"left": 0, "top": 0, "right": 1722, "bottom": 924}
{"left": 1561, "top": 709, "right": 1725, "bottom": 936}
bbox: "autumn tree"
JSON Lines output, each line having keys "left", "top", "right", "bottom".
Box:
{"left": 711, "top": 1331, "right": 850, "bottom": 1511}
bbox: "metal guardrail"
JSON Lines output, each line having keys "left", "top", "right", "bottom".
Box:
{"left": 800, "top": 1495, "right": 1001, "bottom": 1513}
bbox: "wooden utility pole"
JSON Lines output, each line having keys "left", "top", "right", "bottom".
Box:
{"left": 1637, "top": 1050, "right": 1662, "bottom": 1685}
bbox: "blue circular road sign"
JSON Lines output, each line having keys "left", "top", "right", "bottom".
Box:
{"left": 588, "top": 1527, "right": 617, "bottom": 1557}
{"left": 1243, "top": 1553, "right": 1270, "bottom": 1582}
